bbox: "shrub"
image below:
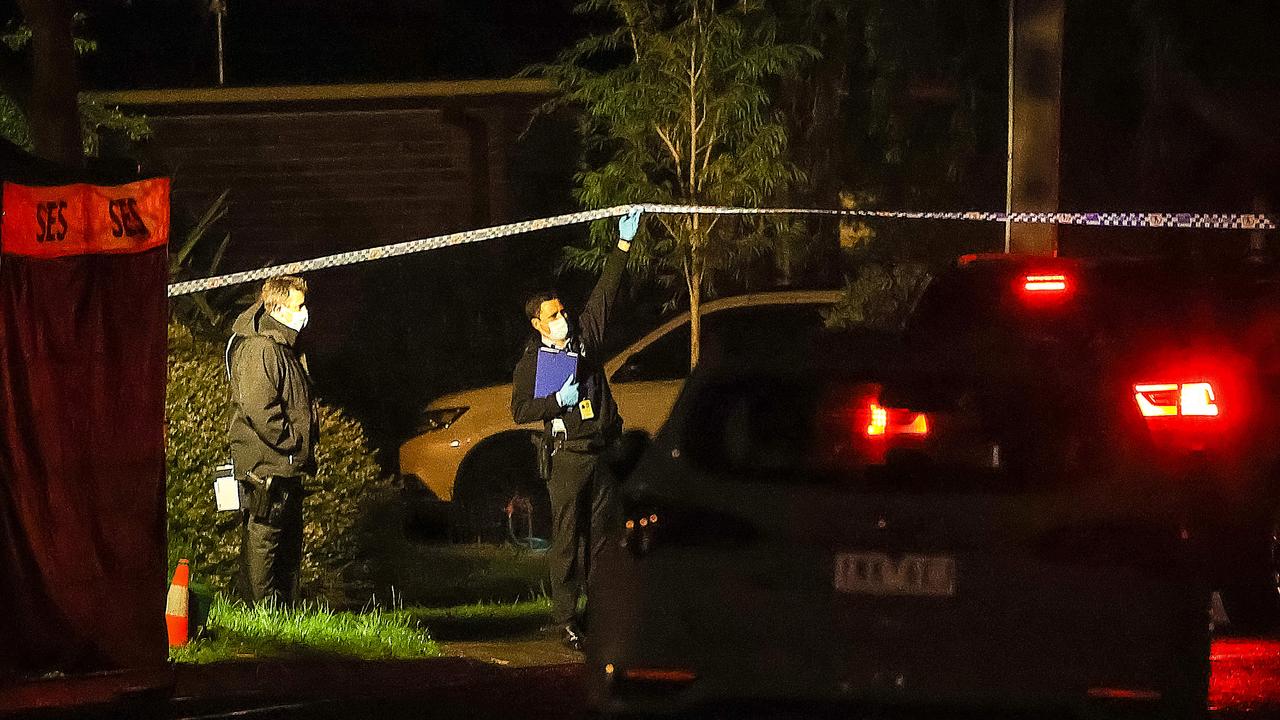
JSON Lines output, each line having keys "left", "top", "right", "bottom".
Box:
{"left": 166, "top": 321, "right": 389, "bottom": 602}
{"left": 824, "top": 262, "right": 932, "bottom": 333}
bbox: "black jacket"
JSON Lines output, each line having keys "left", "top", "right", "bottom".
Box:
{"left": 227, "top": 303, "right": 319, "bottom": 479}
{"left": 511, "top": 247, "right": 627, "bottom": 448}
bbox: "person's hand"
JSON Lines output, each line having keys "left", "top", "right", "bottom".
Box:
{"left": 556, "top": 374, "right": 579, "bottom": 408}
{"left": 618, "top": 207, "right": 643, "bottom": 242}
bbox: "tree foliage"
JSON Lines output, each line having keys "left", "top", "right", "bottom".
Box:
{"left": 535, "top": 0, "right": 816, "bottom": 367}
{"left": 854, "top": 0, "right": 997, "bottom": 193}
{"left": 772, "top": 0, "right": 1007, "bottom": 265}
{"left": 0, "top": 14, "right": 151, "bottom": 157}
{"left": 823, "top": 261, "right": 931, "bottom": 333}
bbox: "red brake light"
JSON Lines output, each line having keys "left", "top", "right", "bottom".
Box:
{"left": 864, "top": 402, "right": 929, "bottom": 438}
{"left": 1133, "top": 381, "right": 1219, "bottom": 418}
{"left": 1179, "top": 382, "right": 1219, "bottom": 416}
{"left": 1023, "top": 273, "right": 1068, "bottom": 293}
{"left": 866, "top": 403, "right": 888, "bottom": 436}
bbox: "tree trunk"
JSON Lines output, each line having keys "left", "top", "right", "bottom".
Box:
{"left": 686, "top": 214, "right": 703, "bottom": 371}
{"left": 16, "top": 0, "right": 81, "bottom": 167}
{"left": 1005, "top": 0, "right": 1062, "bottom": 255}
{"left": 687, "top": 264, "right": 702, "bottom": 371}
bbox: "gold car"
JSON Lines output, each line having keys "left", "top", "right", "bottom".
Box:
{"left": 398, "top": 290, "right": 841, "bottom": 540}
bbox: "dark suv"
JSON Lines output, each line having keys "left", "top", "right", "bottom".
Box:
{"left": 586, "top": 254, "right": 1280, "bottom": 719}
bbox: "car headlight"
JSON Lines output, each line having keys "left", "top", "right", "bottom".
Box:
{"left": 418, "top": 406, "right": 469, "bottom": 433}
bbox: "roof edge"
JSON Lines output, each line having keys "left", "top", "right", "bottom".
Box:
{"left": 80, "top": 79, "right": 556, "bottom": 107}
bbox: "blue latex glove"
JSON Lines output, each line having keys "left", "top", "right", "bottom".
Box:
{"left": 556, "top": 374, "right": 579, "bottom": 408}
{"left": 618, "top": 207, "right": 643, "bottom": 242}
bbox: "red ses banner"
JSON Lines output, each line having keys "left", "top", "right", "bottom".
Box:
{"left": 1, "top": 178, "right": 170, "bottom": 257}
{"left": 0, "top": 178, "right": 170, "bottom": 678}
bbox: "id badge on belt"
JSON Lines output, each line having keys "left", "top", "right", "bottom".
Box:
{"left": 578, "top": 399, "right": 595, "bottom": 420}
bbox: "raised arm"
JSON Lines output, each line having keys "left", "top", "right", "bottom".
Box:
{"left": 577, "top": 208, "right": 641, "bottom": 352}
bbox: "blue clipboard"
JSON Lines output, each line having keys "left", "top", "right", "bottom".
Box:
{"left": 535, "top": 347, "right": 579, "bottom": 398}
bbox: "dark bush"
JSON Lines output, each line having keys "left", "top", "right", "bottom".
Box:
{"left": 824, "top": 262, "right": 932, "bottom": 332}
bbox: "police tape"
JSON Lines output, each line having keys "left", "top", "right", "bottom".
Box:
{"left": 166, "top": 203, "right": 1278, "bottom": 297}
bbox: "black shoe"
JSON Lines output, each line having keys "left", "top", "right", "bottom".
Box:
{"left": 561, "top": 624, "right": 583, "bottom": 652}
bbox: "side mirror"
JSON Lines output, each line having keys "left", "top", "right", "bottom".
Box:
{"left": 607, "top": 429, "right": 652, "bottom": 480}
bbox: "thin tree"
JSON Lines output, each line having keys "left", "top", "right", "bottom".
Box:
{"left": 536, "top": 0, "right": 815, "bottom": 368}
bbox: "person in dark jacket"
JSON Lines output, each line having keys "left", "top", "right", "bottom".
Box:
{"left": 227, "top": 276, "right": 318, "bottom": 606}
{"left": 512, "top": 208, "right": 642, "bottom": 651}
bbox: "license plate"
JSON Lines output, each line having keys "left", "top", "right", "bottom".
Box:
{"left": 833, "top": 552, "right": 956, "bottom": 597}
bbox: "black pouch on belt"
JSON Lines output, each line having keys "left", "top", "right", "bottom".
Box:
{"left": 266, "top": 483, "right": 294, "bottom": 526}
{"left": 242, "top": 472, "right": 272, "bottom": 521}
{"left": 532, "top": 432, "right": 552, "bottom": 482}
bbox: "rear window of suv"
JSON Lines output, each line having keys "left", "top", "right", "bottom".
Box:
{"left": 904, "top": 260, "right": 1279, "bottom": 380}
{"left": 678, "top": 367, "right": 1090, "bottom": 494}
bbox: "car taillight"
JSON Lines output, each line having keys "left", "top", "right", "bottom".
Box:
{"left": 864, "top": 402, "right": 929, "bottom": 437}
{"left": 1179, "top": 382, "right": 1219, "bottom": 416}
{"left": 1133, "top": 381, "right": 1219, "bottom": 418}
{"left": 1023, "top": 273, "right": 1068, "bottom": 293}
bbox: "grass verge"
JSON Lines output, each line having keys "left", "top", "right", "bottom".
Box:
{"left": 171, "top": 596, "right": 441, "bottom": 664}
{"left": 396, "top": 598, "right": 552, "bottom": 641}
{"left": 349, "top": 524, "right": 551, "bottom": 607}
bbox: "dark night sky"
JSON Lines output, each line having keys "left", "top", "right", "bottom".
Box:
{"left": 53, "top": 1, "right": 1280, "bottom": 100}
{"left": 76, "top": 0, "right": 581, "bottom": 89}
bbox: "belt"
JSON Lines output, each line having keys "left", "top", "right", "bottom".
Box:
{"left": 554, "top": 429, "right": 622, "bottom": 455}
{"left": 559, "top": 438, "right": 603, "bottom": 454}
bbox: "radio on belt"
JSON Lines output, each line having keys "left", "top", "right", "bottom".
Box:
{"left": 214, "top": 462, "right": 241, "bottom": 512}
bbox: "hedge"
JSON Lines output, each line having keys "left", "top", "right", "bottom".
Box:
{"left": 824, "top": 262, "right": 933, "bottom": 332}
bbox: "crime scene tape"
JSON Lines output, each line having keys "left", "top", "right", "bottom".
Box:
{"left": 166, "top": 203, "right": 1278, "bottom": 297}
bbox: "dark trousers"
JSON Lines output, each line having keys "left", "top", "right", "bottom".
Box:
{"left": 547, "top": 447, "right": 619, "bottom": 629}
{"left": 240, "top": 477, "right": 304, "bottom": 606}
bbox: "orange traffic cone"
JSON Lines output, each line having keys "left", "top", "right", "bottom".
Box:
{"left": 166, "top": 559, "right": 190, "bottom": 647}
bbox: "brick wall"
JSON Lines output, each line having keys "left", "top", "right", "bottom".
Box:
{"left": 153, "top": 107, "right": 470, "bottom": 261}
{"left": 89, "top": 82, "right": 570, "bottom": 272}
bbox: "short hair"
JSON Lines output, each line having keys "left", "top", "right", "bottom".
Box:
{"left": 260, "top": 276, "right": 308, "bottom": 313}
{"left": 524, "top": 290, "right": 559, "bottom": 321}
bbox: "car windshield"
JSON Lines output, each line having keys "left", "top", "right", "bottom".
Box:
{"left": 612, "top": 301, "right": 832, "bottom": 383}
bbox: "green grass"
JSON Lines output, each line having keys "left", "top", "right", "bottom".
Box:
{"left": 396, "top": 598, "right": 552, "bottom": 641}
{"left": 169, "top": 504, "right": 559, "bottom": 663}
{"left": 171, "top": 596, "right": 441, "bottom": 664}
{"left": 349, "top": 538, "right": 551, "bottom": 607}
{"left": 171, "top": 593, "right": 556, "bottom": 663}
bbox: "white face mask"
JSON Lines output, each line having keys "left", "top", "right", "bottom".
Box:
{"left": 276, "top": 305, "right": 309, "bottom": 332}
{"left": 546, "top": 315, "right": 569, "bottom": 341}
